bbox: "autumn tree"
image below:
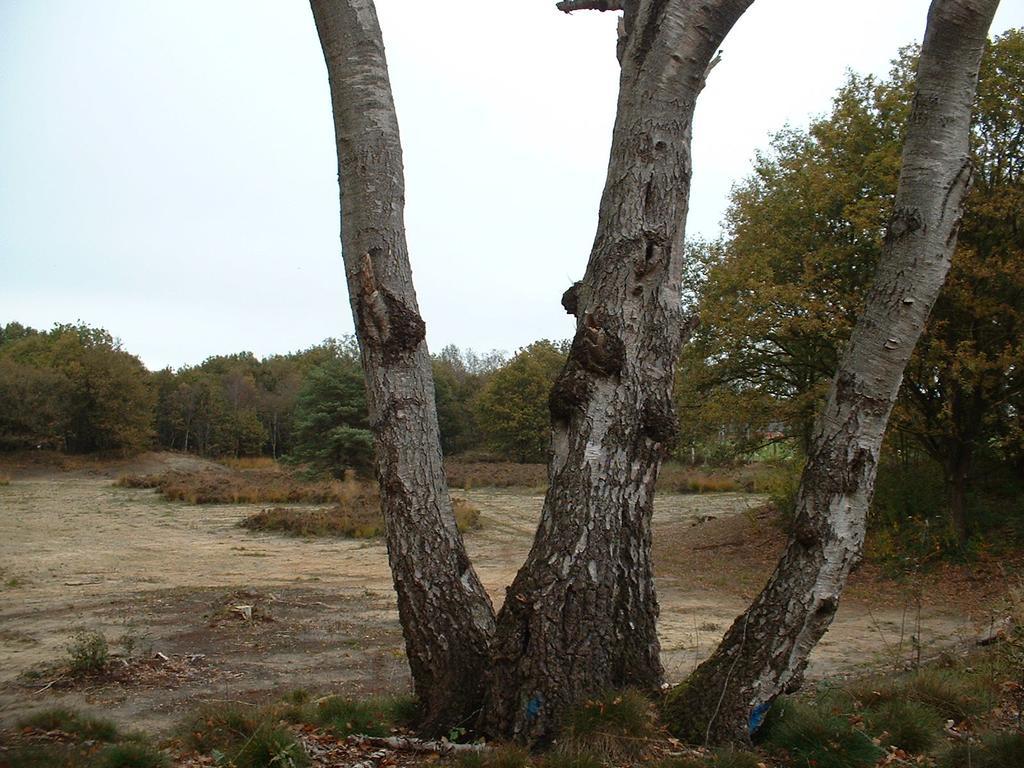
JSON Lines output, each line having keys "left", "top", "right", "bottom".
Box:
{"left": 666, "top": 0, "right": 999, "bottom": 743}
{"left": 474, "top": 340, "right": 568, "bottom": 462}
{"left": 678, "top": 29, "right": 1023, "bottom": 540}
{"left": 0, "top": 323, "right": 154, "bottom": 454}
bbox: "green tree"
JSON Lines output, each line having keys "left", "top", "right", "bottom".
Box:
{"left": 289, "top": 355, "right": 373, "bottom": 477}
{"left": 474, "top": 340, "right": 567, "bottom": 462}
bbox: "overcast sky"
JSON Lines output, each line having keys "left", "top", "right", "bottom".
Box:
{"left": 2, "top": 1, "right": 1022, "bottom": 371}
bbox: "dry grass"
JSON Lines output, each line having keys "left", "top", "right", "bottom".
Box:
{"left": 0, "top": 473, "right": 10, "bottom": 486}
{"left": 445, "top": 460, "right": 548, "bottom": 490}
{"left": 116, "top": 469, "right": 343, "bottom": 504}
{"left": 442, "top": 460, "right": 781, "bottom": 494}
{"left": 220, "top": 456, "right": 279, "bottom": 471}
{"left": 240, "top": 496, "right": 480, "bottom": 539}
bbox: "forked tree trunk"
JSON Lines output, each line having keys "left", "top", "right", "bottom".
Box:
{"left": 481, "top": 0, "right": 754, "bottom": 743}
{"left": 309, "top": 0, "right": 496, "bottom": 734}
{"left": 664, "top": 0, "right": 999, "bottom": 745}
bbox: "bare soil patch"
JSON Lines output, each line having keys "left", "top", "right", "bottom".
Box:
{"left": 0, "top": 453, "right": 1010, "bottom": 739}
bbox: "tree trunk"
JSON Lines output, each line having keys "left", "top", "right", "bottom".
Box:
{"left": 664, "top": 0, "right": 999, "bottom": 745}
{"left": 309, "top": 0, "right": 496, "bottom": 734}
{"left": 481, "top": 0, "right": 754, "bottom": 743}
{"left": 945, "top": 444, "right": 973, "bottom": 544}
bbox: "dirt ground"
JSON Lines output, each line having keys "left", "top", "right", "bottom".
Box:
{"left": 0, "top": 453, "right": 1006, "bottom": 736}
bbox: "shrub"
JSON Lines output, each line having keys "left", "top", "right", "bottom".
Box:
{"left": 761, "top": 698, "right": 883, "bottom": 768}
{"left": 65, "top": 630, "right": 109, "bottom": 674}
{"left": 558, "top": 690, "right": 656, "bottom": 760}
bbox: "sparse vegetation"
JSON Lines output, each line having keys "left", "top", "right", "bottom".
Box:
{"left": 939, "top": 731, "right": 1024, "bottom": 768}
{"left": 9, "top": 707, "right": 167, "bottom": 768}
{"left": 115, "top": 468, "right": 342, "bottom": 504}
{"left": 94, "top": 742, "right": 169, "bottom": 768}
{"left": 19, "top": 707, "right": 120, "bottom": 742}
{"left": 240, "top": 497, "right": 479, "bottom": 539}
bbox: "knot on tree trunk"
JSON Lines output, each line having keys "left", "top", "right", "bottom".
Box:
{"left": 550, "top": 364, "right": 591, "bottom": 423}
{"left": 561, "top": 281, "right": 582, "bottom": 317}
{"left": 356, "top": 251, "right": 426, "bottom": 362}
{"left": 641, "top": 392, "right": 679, "bottom": 446}
{"left": 883, "top": 207, "right": 923, "bottom": 245}
{"left": 569, "top": 312, "right": 626, "bottom": 378}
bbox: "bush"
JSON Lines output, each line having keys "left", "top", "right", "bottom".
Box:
{"left": 558, "top": 690, "right": 656, "bottom": 760}
{"left": 761, "top": 698, "right": 883, "bottom": 768}
{"left": 64, "top": 630, "right": 109, "bottom": 675}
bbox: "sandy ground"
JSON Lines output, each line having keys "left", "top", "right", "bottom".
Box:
{"left": 0, "top": 458, "right": 982, "bottom": 734}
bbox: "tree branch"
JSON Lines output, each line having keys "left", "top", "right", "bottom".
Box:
{"left": 556, "top": 1, "right": 624, "bottom": 13}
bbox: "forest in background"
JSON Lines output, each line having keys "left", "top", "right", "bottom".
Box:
{"left": 1, "top": 30, "right": 1021, "bottom": 554}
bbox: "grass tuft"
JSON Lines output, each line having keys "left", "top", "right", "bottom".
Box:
{"left": 761, "top": 698, "right": 883, "bottom": 768}
{"left": 939, "top": 731, "right": 1024, "bottom": 768}
{"left": 710, "top": 748, "right": 762, "bottom": 768}
{"left": 95, "top": 742, "right": 170, "bottom": 768}
{"left": 181, "top": 702, "right": 308, "bottom": 768}
{"left": 453, "top": 744, "right": 531, "bottom": 768}
{"left": 843, "top": 667, "right": 994, "bottom": 723}
{"left": 863, "top": 699, "right": 942, "bottom": 754}
{"left": 314, "top": 695, "right": 416, "bottom": 736}
{"left": 559, "top": 689, "right": 657, "bottom": 760}
{"left": 19, "top": 707, "right": 120, "bottom": 742}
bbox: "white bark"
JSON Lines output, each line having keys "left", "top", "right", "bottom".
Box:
{"left": 482, "top": 0, "right": 755, "bottom": 743}
{"left": 309, "top": 0, "right": 495, "bottom": 734}
{"left": 665, "top": 0, "right": 1000, "bottom": 745}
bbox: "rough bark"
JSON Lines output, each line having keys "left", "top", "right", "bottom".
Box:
{"left": 664, "top": 0, "right": 1000, "bottom": 745}
{"left": 480, "top": 0, "right": 754, "bottom": 743}
{"left": 309, "top": 0, "right": 496, "bottom": 734}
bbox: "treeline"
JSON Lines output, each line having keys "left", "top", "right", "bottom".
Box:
{"left": 0, "top": 321, "right": 572, "bottom": 469}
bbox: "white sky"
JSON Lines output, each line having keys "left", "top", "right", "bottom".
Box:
{"left": 2, "top": 0, "right": 1022, "bottom": 371}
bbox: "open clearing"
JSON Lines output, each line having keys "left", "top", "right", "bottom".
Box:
{"left": 0, "top": 454, "right": 999, "bottom": 734}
